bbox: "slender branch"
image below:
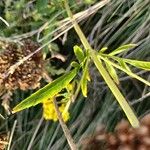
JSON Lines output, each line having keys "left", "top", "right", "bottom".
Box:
{"left": 130, "top": 92, "right": 150, "bottom": 105}
{"left": 53, "top": 99, "right": 77, "bottom": 150}
{"left": 27, "top": 118, "right": 44, "bottom": 150}
{"left": 7, "top": 120, "right": 17, "bottom": 150}
{"left": 0, "top": 16, "right": 9, "bottom": 27}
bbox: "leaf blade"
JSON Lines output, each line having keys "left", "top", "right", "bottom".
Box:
{"left": 99, "top": 47, "right": 108, "bottom": 53}
{"left": 123, "top": 59, "right": 150, "bottom": 70}
{"left": 73, "top": 45, "right": 85, "bottom": 63}
{"left": 105, "top": 58, "right": 120, "bottom": 84}
{"left": 109, "top": 44, "right": 136, "bottom": 56}
{"left": 13, "top": 68, "right": 78, "bottom": 113}
{"left": 81, "top": 68, "right": 90, "bottom": 97}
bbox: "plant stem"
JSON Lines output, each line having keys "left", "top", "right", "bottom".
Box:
{"left": 64, "top": 0, "right": 140, "bottom": 128}
{"left": 53, "top": 99, "right": 77, "bottom": 150}
{"left": 90, "top": 51, "right": 139, "bottom": 127}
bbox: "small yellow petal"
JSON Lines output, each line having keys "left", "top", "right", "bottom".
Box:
{"left": 42, "top": 99, "right": 70, "bottom": 122}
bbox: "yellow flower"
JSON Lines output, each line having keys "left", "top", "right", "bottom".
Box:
{"left": 59, "top": 104, "right": 70, "bottom": 122}
{"left": 43, "top": 99, "right": 70, "bottom": 122}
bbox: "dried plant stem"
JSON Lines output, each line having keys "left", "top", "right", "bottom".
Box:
{"left": 7, "top": 120, "right": 17, "bottom": 150}
{"left": 131, "top": 92, "right": 150, "bottom": 105}
{"left": 0, "top": 16, "right": 9, "bottom": 27}
{"left": 53, "top": 99, "right": 77, "bottom": 150}
{"left": 27, "top": 118, "right": 44, "bottom": 150}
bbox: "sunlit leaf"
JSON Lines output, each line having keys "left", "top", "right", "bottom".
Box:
{"left": 107, "top": 55, "right": 132, "bottom": 72}
{"left": 81, "top": 78, "right": 87, "bottom": 97}
{"left": 13, "top": 68, "right": 78, "bottom": 113}
{"left": 123, "top": 59, "right": 150, "bottom": 70}
{"left": 95, "top": 54, "right": 140, "bottom": 127}
{"left": 81, "top": 68, "right": 90, "bottom": 97}
{"left": 118, "top": 59, "right": 132, "bottom": 72}
{"left": 99, "top": 55, "right": 150, "bottom": 86}
{"left": 99, "top": 47, "right": 108, "bottom": 53}
{"left": 73, "top": 45, "right": 85, "bottom": 63}
{"left": 86, "top": 68, "right": 91, "bottom": 81}
{"left": 109, "top": 44, "right": 137, "bottom": 56}
{"left": 71, "top": 61, "right": 80, "bottom": 68}
{"left": 105, "top": 58, "right": 119, "bottom": 84}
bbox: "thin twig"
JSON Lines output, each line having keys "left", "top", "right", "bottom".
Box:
{"left": 0, "top": 16, "right": 9, "bottom": 27}
{"left": 130, "top": 92, "right": 150, "bottom": 105}
{"left": 7, "top": 120, "right": 17, "bottom": 150}
{"left": 0, "top": 113, "right": 5, "bottom": 120}
{"left": 47, "top": 124, "right": 61, "bottom": 149}
{"left": 53, "top": 98, "right": 77, "bottom": 150}
{"left": 27, "top": 118, "right": 44, "bottom": 150}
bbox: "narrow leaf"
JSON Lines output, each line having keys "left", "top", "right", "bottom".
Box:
{"left": 118, "top": 59, "right": 132, "bottom": 72}
{"left": 13, "top": 68, "right": 78, "bottom": 113}
{"left": 108, "top": 55, "right": 132, "bottom": 72}
{"left": 81, "top": 78, "right": 87, "bottom": 97}
{"left": 81, "top": 68, "right": 90, "bottom": 97}
{"left": 86, "top": 68, "right": 91, "bottom": 81}
{"left": 123, "top": 59, "right": 150, "bottom": 70}
{"left": 109, "top": 44, "right": 136, "bottom": 56}
{"left": 105, "top": 58, "right": 119, "bottom": 84}
{"left": 99, "top": 47, "right": 108, "bottom": 53}
{"left": 73, "top": 45, "right": 85, "bottom": 63}
{"left": 71, "top": 61, "right": 80, "bottom": 68}
{"left": 99, "top": 55, "right": 150, "bottom": 86}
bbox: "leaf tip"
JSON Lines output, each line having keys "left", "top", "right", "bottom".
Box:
{"left": 11, "top": 110, "right": 16, "bottom": 114}
{"left": 12, "top": 107, "right": 21, "bottom": 114}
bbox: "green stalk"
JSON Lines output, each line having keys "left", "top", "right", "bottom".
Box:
{"left": 91, "top": 51, "right": 139, "bottom": 127}
{"left": 64, "top": 0, "right": 140, "bottom": 128}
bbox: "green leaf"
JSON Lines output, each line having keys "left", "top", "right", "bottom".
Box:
{"left": 13, "top": 68, "right": 78, "bottom": 113}
{"left": 86, "top": 68, "right": 91, "bottom": 82}
{"left": 123, "top": 59, "right": 150, "bottom": 70}
{"left": 73, "top": 45, "right": 85, "bottom": 63}
{"left": 99, "top": 55, "right": 150, "bottom": 86}
{"left": 118, "top": 59, "right": 132, "bottom": 72}
{"left": 107, "top": 55, "right": 132, "bottom": 72}
{"left": 36, "top": 0, "right": 48, "bottom": 12}
{"left": 109, "top": 44, "right": 137, "bottom": 56}
{"left": 99, "top": 47, "right": 108, "bottom": 53}
{"left": 71, "top": 61, "right": 80, "bottom": 68}
{"left": 105, "top": 58, "right": 119, "bottom": 84}
{"left": 81, "top": 67, "right": 91, "bottom": 97}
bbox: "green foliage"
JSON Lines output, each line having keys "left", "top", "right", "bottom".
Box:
{"left": 109, "top": 44, "right": 137, "bottom": 56}
{"left": 105, "top": 57, "right": 120, "bottom": 84}
{"left": 0, "top": 0, "right": 150, "bottom": 149}
{"left": 13, "top": 1, "right": 150, "bottom": 129}
{"left": 84, "top": 0, "right": 96, "bottom": 4}
{"left": 36, "top": 0, "right": 48, "bottom": 12}
{"left": 123, "top": 59, "right": 150, "bottom": 70}
{"left": 102, "top": 55, "right": 150, "bottom": 86}
{"left": 80, "top": 67, "right": 89, "bottom": 97}
{"left": 73, "top": 45, "right": 85, "bottom": 63}
{"left": 13, "top": 68, "right": 79, "bottom": 113}
{"left": 64, "top": 0, "right": 150, "bottom": 129}
{"left": 99, "top": 47, "right": 108, "bottom": 53}
{"left": 118, "top": 59, "right": 132, "bottom": 72}
{"left": 73, "top": 45, "right": 90, "bottom": 97}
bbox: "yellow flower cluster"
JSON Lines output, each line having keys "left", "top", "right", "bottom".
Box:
{"left": 43, "top": 99, "right": 70, "bottom": 122}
